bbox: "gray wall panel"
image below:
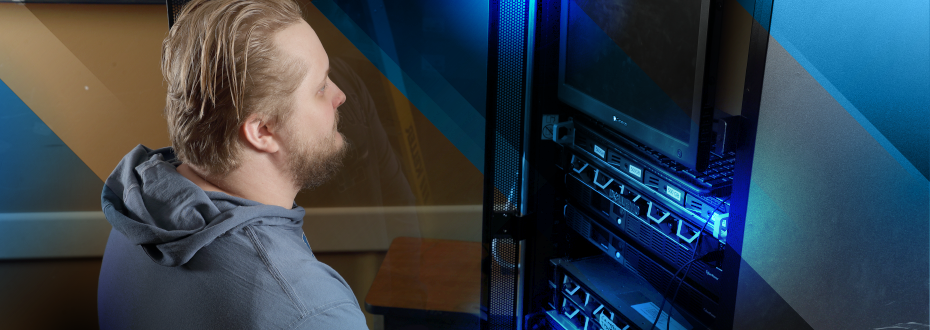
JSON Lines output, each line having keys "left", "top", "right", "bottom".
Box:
{"left": 736, "top": 37, "right": 929, "bottom": 329}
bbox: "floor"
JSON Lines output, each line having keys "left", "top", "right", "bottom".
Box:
{"left": 0, "top": 252, "right": 387, "bottom": 329}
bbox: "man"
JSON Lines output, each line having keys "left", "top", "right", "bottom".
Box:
{"left": 97, "top": 0, "right": 368, "bottom": 328}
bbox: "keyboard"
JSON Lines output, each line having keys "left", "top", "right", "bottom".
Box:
{"left": 635, "top": 143, "right": 736, "bottom": 194}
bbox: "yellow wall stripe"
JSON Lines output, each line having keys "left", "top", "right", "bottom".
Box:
{"left": 0, "top": 4, "right": 169, "bottom": 181}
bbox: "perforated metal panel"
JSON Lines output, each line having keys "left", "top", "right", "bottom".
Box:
{"left": 492, "top": 0, "right": 532, "bottom": 213}
{"left": 489, "top": 238, "right": 518, "bottom": 329}
{"left": 483, "top": 0, "right": 535, "bottom": 328}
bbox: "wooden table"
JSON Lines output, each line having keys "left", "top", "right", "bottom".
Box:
{"left": 365, "top": 237, "right": 482, "bottom": 330}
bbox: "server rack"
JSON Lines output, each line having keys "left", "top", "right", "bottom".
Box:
{"left": 481, "top": 0, "right": 775, "bottom": 329}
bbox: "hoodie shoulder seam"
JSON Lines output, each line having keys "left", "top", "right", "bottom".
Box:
{"left": 245, "top": 225, "right": 309, "bottom": 316}
{"left": 122, "top": 183, "right": 139, "bottom": 204}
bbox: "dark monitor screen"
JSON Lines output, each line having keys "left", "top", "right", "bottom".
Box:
{"left": 559, "top": 0, "right": 714, "bottom": 169}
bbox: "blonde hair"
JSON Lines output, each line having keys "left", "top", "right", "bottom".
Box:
{"left": 162, "top": 0, "right": 307, "bottom": 176}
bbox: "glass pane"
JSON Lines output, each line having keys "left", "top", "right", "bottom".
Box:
{"left": 299, "top": 1, "right": 488, "bottom": 328}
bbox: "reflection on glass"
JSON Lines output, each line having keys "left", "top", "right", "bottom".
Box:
{"left": 299, "top": 1, "right": 488, "bottom": 328}
{"left": 300, "top": 57, "right": 418, "bottom": 209}
{"left": 564, "top": 0, "right": 696, "bottom": 142}
{"left": 297, "top": 56, "right": 423, "bottom": 243}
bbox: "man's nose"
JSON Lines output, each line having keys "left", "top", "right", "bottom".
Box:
{"left": 333, "top": 84, "right": 346, "bottom": 108}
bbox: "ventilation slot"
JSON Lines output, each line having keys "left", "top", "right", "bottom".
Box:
{"left": 609, "top": 153, "right": 624, "bottom": 164}
{"left": 646, "top": 177, "right": 660, "bottom": 189}
{"left": 689, "top": 200, "right": 705, "bottom": 212}
{"left": 575, "top": 136, "right": 591, "bottom": 150}
{"left": 565, "top": 206, "right": 591, "bottom": 238}
{"left": 626, "top": 215, "right": 644, "bottom": 242}
{"left": 566, "top": 177, "right": 591, "bottom": 207}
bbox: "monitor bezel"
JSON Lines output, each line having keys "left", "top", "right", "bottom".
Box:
{"left": 557, "top": 0, "right": 715, "bottom": 170}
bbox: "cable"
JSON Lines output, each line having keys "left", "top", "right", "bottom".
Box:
{"left": 491, "top": 239, "right": 517, "bottom": 269}
{"left": 664, "top": 247, "right": 725, "bottom": 329}
{"left": 649, "top": 258, "right": 702, "bottom": 330}
{"left": 658, "top": 197, "right": 730, "bottom": 330}
{"left": 649, "top": 196, "right": 730, "bottom": 330}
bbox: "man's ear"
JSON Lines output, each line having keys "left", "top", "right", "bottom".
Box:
{"left": 240, "top": 114, "right": 281, "bottom": 154}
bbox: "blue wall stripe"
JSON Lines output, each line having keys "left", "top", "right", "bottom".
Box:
{"left": 771, "top": 36, "right": 928, "bottom": 185}
{"left": 768, "top": 0, "right": 930, "bottom": 182}
{"left": 0, "top": 78, "right": 103, "bottom": 213}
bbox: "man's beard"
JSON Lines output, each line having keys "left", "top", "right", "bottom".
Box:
{"left": 284, "top": 124, "right": 348, "bottom": 191}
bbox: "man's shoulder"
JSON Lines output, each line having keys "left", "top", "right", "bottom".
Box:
{"left": 241, "top": 225, "right": 367, "bottom": 329}
{"left": 241, "top": 225, "right": 361, "bottom": 307}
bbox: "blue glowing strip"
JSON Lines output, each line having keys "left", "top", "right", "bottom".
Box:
{"left": 770, "top": 35, "right": 928, "bottom": 185}
{"left": 313, "top": 0, "right": 485, "bottom": 172}
{"left": 519, "top": 0, "right": 537, "bottom": 216}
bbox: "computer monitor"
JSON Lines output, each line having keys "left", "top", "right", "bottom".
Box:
{"left": 558, "top": 0, "right": 719, "bottom": 170}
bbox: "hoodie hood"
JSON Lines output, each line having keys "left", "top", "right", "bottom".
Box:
{"left": 101, "top": 145, "right": 306, "bottom": 267}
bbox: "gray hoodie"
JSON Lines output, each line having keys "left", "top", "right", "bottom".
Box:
{"left": 98, "top": 145, "right": 368, "bottom": 330}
